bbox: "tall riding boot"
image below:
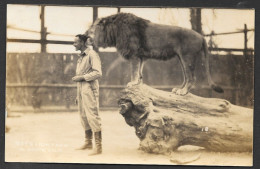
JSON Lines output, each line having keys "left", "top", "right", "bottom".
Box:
{"left": 88, "top": 131, "right": 102, "bottom": 155}
{"left": 76, "top": 129, "right": 93, "bottom": 150}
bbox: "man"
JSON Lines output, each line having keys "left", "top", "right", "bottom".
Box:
{"left": 72, "top": 34, "right": 102, "bottom": 155}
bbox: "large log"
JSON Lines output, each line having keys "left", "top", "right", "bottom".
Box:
{"left": 118, "top": 84, "right": 253, "bottom": 155}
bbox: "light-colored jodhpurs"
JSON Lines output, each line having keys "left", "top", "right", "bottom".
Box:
{"left": 77, "top": 80, "right": 101, "bottom": 132}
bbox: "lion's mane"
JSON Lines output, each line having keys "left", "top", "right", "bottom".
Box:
{"left": 91, "top": 13, "right": 150, "bottom": 60}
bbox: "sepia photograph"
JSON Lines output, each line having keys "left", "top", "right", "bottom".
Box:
{"left": 5, "top": 4, "right": 254, "bottom": 166}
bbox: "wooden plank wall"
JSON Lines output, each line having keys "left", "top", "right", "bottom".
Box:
{"left": 6, "top": 52, "right": 254, "bottom": 108}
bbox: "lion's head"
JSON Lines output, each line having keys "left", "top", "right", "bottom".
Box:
{"left": 85, "top": 13, "right": 150, "bottom": 59}
{"left": 85, "top": 18, "right": 101, "bottom": 44}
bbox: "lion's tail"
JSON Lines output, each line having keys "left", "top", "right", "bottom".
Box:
{"left": 202, "top": 38, "right": 224, "bottom": 93}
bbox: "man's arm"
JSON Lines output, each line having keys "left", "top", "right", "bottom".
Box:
{"left": 72, "top": 50, "right": 102, "bottom": 82}
{"left": 72, "top": 75, "right": 84, "bottom": 82}
{"left": 82, "top": 50, "right": 102, "bottom": 81}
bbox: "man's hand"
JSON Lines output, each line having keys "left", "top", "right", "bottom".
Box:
{"left": 72, "top": 75, "right": 84, "bottom": 82}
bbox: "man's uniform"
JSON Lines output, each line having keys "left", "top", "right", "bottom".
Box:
{"left": 76, "top": 47, "right": 102, "bottom": 132}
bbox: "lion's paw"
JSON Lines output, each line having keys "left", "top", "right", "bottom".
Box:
{"left": 172, "top": 88, "right": 188, "bottom": 96}
{"left": 127, "top": 81, "right": 140, "bottom": 87}
{"left": 171, "top": 88, "right": 179, "bottom": 93}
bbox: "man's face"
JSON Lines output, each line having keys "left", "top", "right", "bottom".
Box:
{"left": 73, "top": 37, "right": 84, "bottom": 51}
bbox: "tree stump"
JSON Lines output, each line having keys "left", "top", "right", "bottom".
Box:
{"left": 118, "top": 84, "right": 253, "bottom": 155}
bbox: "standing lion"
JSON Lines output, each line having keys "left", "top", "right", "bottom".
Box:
{"left": 85, "top": 13, "right": 223, "bottom": 95}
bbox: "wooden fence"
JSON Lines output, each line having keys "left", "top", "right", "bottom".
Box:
{"left": 6, "top": 51, "right": 254, "bottom": 109}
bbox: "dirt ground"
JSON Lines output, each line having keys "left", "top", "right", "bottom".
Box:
{"left": 5, "top": 109, "right": 252, "bottom": 166}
